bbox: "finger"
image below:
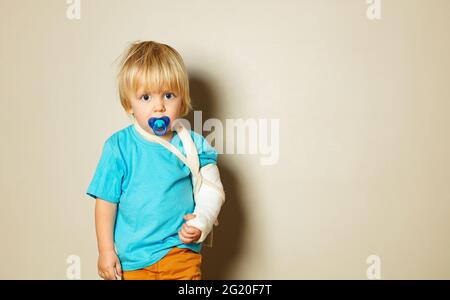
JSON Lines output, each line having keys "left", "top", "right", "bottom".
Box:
{"left": 98, "top": 268, "right": 108, "bottom": 279}
{"left": 105, "top": 268, "right": 117, "bottom": 280}
{"left": 183, "top": 224, "right": 201, "bottom": 235}
{"left": 100, "top": 271, "right": 110, "bottom": 280}
{"left": 179, "top": 230, "right": 193, "bottom": 241}
{"left": 181, "top": 225, "right": 199, "bottom": 238}
{"left": 115, "top": 261, "right": 122, "bottom": 278}
{"left": 178, "top": 231, "right": 194, "bottom": 244}
{"left": 181, "top": 225, "right": 197, "bottom": 237}
{"left": 181, "top": 230, "right": 197, "bottom": 239}
{"left": 184, "top": 214, "right": 196, "bottom": 221}
{"left": 184, "top": 214, "right": 195, "bottom": 220}
{"left": 181, "top": 237, "right": 194, "bottom": 244}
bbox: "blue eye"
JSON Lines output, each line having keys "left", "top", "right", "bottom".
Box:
{"left": 141, "top": 94, "right": 150, "bottom": 101}
{"left": 164, "top": 93, "right": 175, "bottom": 100}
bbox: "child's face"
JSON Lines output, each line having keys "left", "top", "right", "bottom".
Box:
{"left": 128, "top": 86, "right": 182, "bottom": 138}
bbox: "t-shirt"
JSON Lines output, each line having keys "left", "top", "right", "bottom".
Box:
{"left": 86, "top": 124, "right": 218, "bottom": 271}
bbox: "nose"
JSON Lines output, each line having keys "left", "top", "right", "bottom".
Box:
{"left": 153, "top": 97, "right": 166, "bottom": 113}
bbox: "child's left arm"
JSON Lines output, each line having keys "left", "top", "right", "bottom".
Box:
{"left": 183, "top": 163, "right": 226, "bottom": 243}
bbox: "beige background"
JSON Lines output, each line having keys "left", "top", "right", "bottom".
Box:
{"left": 0, "top": 0, "right": 449, "bottom": 279}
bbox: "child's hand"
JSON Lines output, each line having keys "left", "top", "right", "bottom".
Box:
{"left": 97, "top": 249, "right": 122, "bottom": 280}
{"left": 178, "top": 214, "right": 202, "bottom": 244}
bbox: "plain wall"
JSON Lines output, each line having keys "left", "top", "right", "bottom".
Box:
{"left": 0, "top": 0, "right": 449, "bottom": 279}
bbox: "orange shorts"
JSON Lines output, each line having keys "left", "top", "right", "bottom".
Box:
{"left": 122, "top": 247, "right": 202, "bottom": 280}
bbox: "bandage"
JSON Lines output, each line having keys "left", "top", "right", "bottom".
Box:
{"left": 187, "top": 163, "right": 225, "bottom": 244}
{"left": 133, "top": 118, "right": 225, "bottom": 247}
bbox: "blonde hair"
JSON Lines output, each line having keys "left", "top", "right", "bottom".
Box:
{"left": 116, "top": 41, "right": 192, "bottom": 116}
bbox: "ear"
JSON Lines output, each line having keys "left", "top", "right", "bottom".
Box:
{"left": 179, "top": 100, "right": 185, "bottom": 117}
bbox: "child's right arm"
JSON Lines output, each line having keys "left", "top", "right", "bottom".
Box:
{"left": 95, "top": 198, "right": 122, "bottom": 280}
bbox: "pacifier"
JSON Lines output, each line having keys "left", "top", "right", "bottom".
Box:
{"left": 148, "top": 116, "right": 171, "bottom": 136}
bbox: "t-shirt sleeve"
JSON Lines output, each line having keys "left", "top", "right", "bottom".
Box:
{"left": 86, "top": 137, "right": 125, "bottom": 203}
{"left": 191, "top": 131, "right": 218, "bottom": 168}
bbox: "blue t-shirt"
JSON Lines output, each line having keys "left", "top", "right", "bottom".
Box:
{"left": 86, "top": 124, "right": 218, "bottom": 271}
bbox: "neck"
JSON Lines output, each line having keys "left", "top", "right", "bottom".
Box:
{"left": 160, "top": 130, "right": 174, "bottom": 142}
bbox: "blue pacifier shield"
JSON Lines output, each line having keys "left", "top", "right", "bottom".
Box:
{"left": 148, "top": 116, "right": 171, "bottom": 136}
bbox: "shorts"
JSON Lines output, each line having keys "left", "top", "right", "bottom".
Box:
{"left": 122, "top": 247, "right": 202, "bottom": 280}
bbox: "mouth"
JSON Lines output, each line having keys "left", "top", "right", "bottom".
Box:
{"left": 148, "top": 116, "right": 171, "bottom": 136}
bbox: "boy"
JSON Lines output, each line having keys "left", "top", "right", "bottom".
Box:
{"left": 86, "top": 41, "right": 224, "bottom": 280}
